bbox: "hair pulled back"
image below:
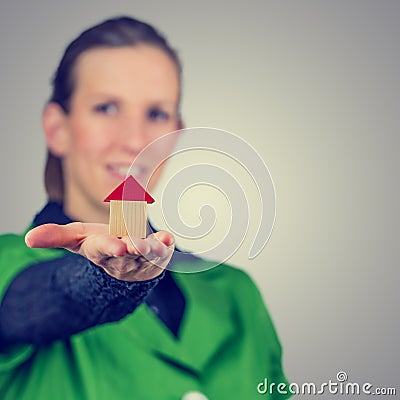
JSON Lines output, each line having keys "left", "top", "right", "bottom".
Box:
{"left": 45, "top": 16, "right": 181, "bottom": 201}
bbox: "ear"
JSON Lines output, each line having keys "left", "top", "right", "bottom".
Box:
{"left": 42, "top": 103, "right": 70, "bottom": 157}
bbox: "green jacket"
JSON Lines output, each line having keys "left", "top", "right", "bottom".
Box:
{"left": 0, "top": 233, "right": 291, "bottom": 399}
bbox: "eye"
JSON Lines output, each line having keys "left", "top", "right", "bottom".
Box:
{"left": 93, "top": 102, "right": 118, "bottom": 115}
{"left": 147, "top": 108, "right": 169, "bottom": 121}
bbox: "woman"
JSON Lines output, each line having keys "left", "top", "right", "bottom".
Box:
{"left": 0, "top": 16, "right": 290, "bottom": 399}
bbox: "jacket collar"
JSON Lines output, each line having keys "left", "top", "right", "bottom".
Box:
{"left": 121, "top": 263, "right": 237, "bottom": 375}
{"left": 33, "top": 201, "right": 72, "bottom": 227}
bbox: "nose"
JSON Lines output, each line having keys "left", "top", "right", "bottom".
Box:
{"left": 119, "top": 114, "right": 150, "bottom": 154}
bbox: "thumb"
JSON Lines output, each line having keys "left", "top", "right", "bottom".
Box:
{"left": 25, "top": 222, "right": 88, "bottom": 251}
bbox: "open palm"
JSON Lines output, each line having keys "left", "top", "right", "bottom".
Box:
{"left": 25, "top": 222, "right": 175, "bottom": 281}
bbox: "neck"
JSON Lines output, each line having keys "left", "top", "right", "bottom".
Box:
{"left": 63, "top": 186, "right": 109, "bottom": 224}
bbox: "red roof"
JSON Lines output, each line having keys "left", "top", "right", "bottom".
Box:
{"left": 104, "top": 175, "right": 155, "bottom": 203}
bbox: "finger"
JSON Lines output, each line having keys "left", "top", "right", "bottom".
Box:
{"left": 147, "top": 231, "right": 175, "bottom": 258}
{"left": 25, "top": 222, "right": 109, "bottom": 252}
{"left": 80, "top": 234, "right": 127, "bottom": 261}
{"left": 120, "top": 236, "right": 150, "bottom": 256}
{"left": 25, "top": 223, "right": 85, "bottom": 250}
{"left": 122, "top": 232, "right": 174, "bottom": 258}
{"left": 146, "top": 237, "right": 171, "bottom": 258}
{"left": 149, "top": 231, "right": 175, "bottom": 247}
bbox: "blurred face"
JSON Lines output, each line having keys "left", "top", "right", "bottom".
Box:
{"left": 47, "top": 46, "right": 181, "bottom": 223}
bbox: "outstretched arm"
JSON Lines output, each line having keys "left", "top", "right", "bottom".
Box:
{"left": 0, "top": 223, "right": 174, "bottom": 347}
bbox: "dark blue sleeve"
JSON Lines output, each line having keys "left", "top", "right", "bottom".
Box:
{"left": 0, "top": 254, "right": 164, "bottom": 346}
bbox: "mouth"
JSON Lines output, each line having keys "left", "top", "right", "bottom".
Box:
{"left": 106, "top": 164, "right": 148, "bottom": 181}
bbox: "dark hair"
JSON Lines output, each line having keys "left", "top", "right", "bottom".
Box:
{"left": 45, "top": 16, "right": 182, "bottom": 201}
{"left": 50, "top": 16, "right": 181, "bottom": 113}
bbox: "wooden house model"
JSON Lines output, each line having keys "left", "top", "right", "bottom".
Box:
{"left": 104, "top": 175, "right": 155, "bottom": 238}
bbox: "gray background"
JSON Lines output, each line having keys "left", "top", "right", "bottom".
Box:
{"left": 0, "top": 1, "right": 399, "bottom": 397}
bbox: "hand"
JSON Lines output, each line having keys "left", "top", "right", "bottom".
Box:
{"left": 25, "top": 223, "right": 174, "bottom": 282}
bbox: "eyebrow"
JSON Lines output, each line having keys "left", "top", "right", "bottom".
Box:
{"left": 148, "top": 101, "right": 177, "bottom": 108}
{"left": 86, "top": 93, "right": 120, "bottom": 101}
{"left": 87, "top": 93, "right": 177, "bottom": 106}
